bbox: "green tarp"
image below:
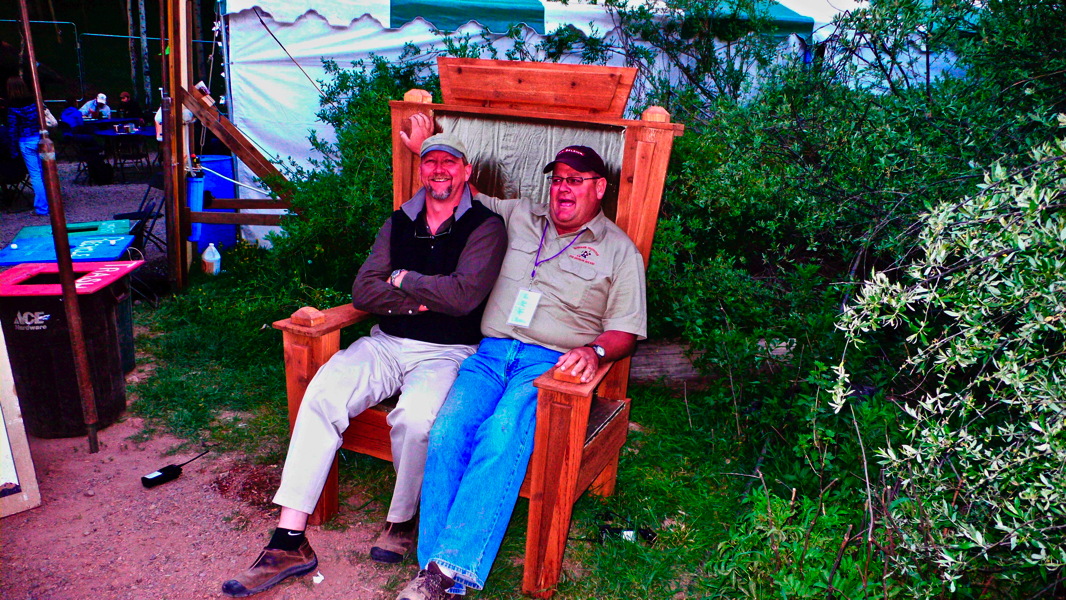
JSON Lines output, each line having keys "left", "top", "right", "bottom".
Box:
{"left": 392, "top": 0, "right": 547, "bottom": 34}
{"left": 390, "top": 0, "right": 813, "bottom": 37}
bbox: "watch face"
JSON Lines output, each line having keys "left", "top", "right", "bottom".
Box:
{"left": 592, "top": 344, "right": 605, "bottom": 358}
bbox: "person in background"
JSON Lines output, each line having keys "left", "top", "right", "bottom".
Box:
{"left": 60, "top": 97, "right": 84, "bottom": 129}
{"left": 116, "top": 91, "right": 142, "bottom": 120}
{"left": 5, "top": 76, "right": 49, "bottom": 216}
{"left": 79, "top": 93, "right": 111, "bottom": 119}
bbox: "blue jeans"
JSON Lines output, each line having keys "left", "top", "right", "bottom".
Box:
{"left": 418, "top": 337, "right": 562, "bottom": 592}
{"left": 18, "top": 136, "right": 48, "bottom": 214}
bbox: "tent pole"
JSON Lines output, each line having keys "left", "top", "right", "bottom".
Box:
{"left": 17, "top": 0, "right": 100, "bottom": 454}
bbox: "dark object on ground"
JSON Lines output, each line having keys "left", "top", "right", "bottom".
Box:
{"left": 141, "top": 449, "right": 210, "bottom": 488}
{"left": 86, "top": 155, "right": 114, "bottom": 185}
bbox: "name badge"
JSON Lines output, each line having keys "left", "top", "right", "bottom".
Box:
{"left": 506, "top": 289, "right": 542, "bottom": 328}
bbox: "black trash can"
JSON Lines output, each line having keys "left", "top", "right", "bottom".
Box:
{"left": 0, "top": 261, "right": 142, "bottom": 438}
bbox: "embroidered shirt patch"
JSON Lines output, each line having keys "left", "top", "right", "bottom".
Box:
{"left": 569, "top": 245, "right": 600, "bottom": 265}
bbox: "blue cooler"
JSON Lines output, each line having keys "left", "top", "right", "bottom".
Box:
{"left": 187, "top": 155, "right": 238, "bottom": 252}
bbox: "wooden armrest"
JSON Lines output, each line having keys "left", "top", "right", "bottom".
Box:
{"left": 272, "top": 304, "right": 372, "bottom": 338}
{"left": 533, "top": 361, "right": 613, "bottom": 398}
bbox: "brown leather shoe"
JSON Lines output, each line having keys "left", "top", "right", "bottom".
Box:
{"left": 221, "top": 540, "right": 318, "bottom": 597}
{"left": 370, "top": 519, "right": 416, "bottom": 564}
{"left": 396, "top": 562, "right": 457, "bottom": 600}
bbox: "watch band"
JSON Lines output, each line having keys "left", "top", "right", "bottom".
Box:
{"left": 584, "top": 343, "right": 606, "bottom": 359}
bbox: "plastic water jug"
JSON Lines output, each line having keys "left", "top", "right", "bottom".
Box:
{"left": 201, "top": 243, "right": 221, "bottom": 275}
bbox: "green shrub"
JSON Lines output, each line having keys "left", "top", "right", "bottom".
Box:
{"left": 834, "top": 130, "right": 1066, "bottom": 595}
{"left": 268, "top": 54, "right": 440, "bottom": 293}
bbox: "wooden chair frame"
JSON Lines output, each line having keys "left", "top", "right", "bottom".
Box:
{"left": 273, "top": 58, "right": 682, "bottom": 597}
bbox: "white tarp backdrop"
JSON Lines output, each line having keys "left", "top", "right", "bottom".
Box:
{"left": 219, "top": 0, "right": 862, "bottom": 243}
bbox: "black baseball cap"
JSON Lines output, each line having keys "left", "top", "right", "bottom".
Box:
{"left": 542, "top": 145, "right": 607, "bottom": 178}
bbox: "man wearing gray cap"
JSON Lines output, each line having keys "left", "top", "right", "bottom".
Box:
{"left": 222, "top": 134, "right": 507, "bottom": 598}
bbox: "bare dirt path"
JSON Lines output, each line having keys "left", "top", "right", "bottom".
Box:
{"left": 0, "top": 410, "right": 408, "bottom": 600}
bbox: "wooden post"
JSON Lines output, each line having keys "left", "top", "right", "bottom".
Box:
{"left": 524, "top": 376, "right": 596, "bottom": 597}
{"left": 162, "top": 0, "right": 198, "bottom": 288}
{"left": 390, "top": 89, "right": 434, "bottom": 209}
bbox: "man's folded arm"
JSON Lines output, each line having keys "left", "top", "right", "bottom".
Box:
{"left": 399, "top": 217, "right": 507, "bottom": 316}
{"left": 352, "top": 220, "right": 423, "bottom": 315}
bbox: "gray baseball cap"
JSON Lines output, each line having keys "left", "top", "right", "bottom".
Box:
{"left": 420, "top": 133, "right": 467, "bottom": 160}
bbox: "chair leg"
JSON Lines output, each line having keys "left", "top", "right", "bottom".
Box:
{"left": 522, "top": 388, "right": 593, "bottom": 598}
{"left": 280, "top": 327, "right": 344, "bottom": 526}
{"left": 588, "top": 452, "right": 621, "bottom": 497}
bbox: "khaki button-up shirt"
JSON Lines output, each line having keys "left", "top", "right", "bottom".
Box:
{"left": 477, "top": 194, "right": 647, "bottom": 353}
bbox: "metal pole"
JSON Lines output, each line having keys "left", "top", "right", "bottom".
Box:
{"left": 126, "top": 0, "right": 137, "bottom": 100}
{"left": 17, "top": 0, "right": 100, "bottom": 454}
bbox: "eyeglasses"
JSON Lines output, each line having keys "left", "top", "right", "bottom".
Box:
{"left": 547, "top": 175, "right": 603, "bottom": 186}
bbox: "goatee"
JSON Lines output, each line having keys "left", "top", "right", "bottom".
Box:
{"left": 430, "top": 185, "right": 454, "bottom": 201}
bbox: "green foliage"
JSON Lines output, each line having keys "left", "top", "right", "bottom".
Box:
{"left": 267, "top": 54, "right": 440, "bottom": 292}
{"left": 603, "top": 0, "right": 1066, "bottom": 594}
{"left": 551, "top": 386, "right": 752, "bottom": 599}
{"left": 607, "top": 0, "right": 780, "bottom": 103}
{"left": 834, "top": 130, "right": 1066, "bottom": 594}
{"left": 702, "top": 488, "right": 892, "bottom": 599}
{"left": 954, "top": 0, "right": 1066, "bottom": 118}
{"left": 130, "top": 242, "right": 346, "bottom": 452}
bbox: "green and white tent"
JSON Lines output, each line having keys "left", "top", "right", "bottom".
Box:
{"left": 220, "top": 0, "right": 859, "bottom": 240}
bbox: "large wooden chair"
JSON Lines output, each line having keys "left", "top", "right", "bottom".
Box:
{"left": 273, "top": 57, "right": 683, "bottom": 597}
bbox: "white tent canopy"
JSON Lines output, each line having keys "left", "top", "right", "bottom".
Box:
{"left": 220, "top": 0, "right": 862, "bottom": 242}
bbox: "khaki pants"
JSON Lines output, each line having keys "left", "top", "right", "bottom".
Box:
{"left": 273, "top": 326, "right": 476, "bottom": 522}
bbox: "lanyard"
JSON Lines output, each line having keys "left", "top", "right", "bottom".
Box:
{"left": 531, "top": 221, "right": 585, "bottom": 282}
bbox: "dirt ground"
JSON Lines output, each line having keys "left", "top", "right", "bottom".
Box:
{"left": 1, "top": 163, "right": 410, "bottom": 600}
{"left": 0, "top": 412, "right": 409, "bottom": 600}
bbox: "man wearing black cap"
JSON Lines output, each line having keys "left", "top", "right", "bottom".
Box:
{"left": 222, "top": 134, "right": 506, "bottom": 597}
{"left": 396, "top": 121, "right": 646, "bottom": 599}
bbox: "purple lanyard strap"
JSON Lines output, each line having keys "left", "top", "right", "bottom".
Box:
{"left": 531, "top": 220, "right": 585, "bottom": 281}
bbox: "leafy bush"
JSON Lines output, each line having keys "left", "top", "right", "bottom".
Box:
{"left": 834, "top": 129, "right": 1066, "bottom": 594}
{"left": 267, "top": 54, "right": 440, "bottom": 292}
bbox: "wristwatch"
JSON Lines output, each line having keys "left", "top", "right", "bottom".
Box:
{"left": 389, "top": 269, "right": 404, "bottom": 286}
{"left": 584, "top": 343, "right": 606, "bottom": 359}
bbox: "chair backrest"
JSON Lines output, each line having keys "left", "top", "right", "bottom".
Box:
{"left": 389, "top": 57, "right": 683, "bottom": 398}
{"left": 140, "top": 171, "right": 166, "bottom": 211}
{"left": 391, "top": 58, "right": 681, "bottom": 268}
{"left": 126, "top": 200, "right": 157, "bottom": 249}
